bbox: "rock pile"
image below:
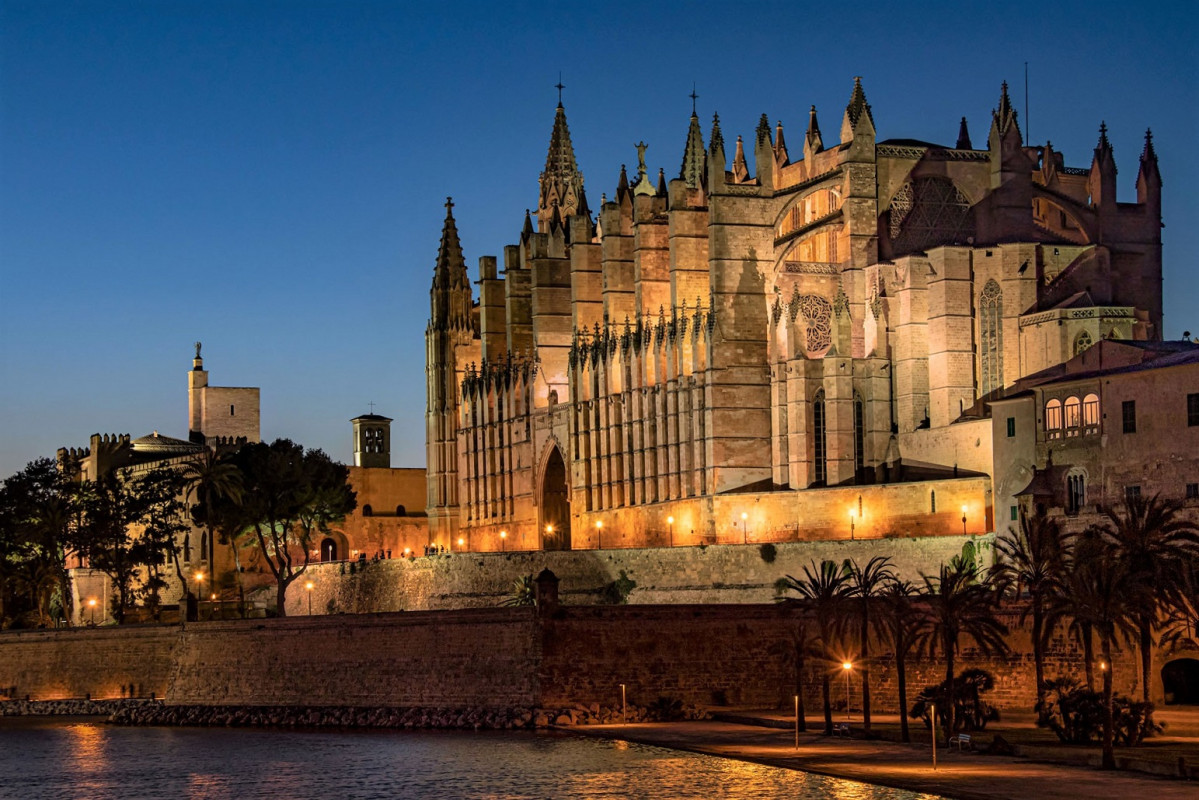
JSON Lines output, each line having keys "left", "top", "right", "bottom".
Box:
{"left": 0, "top": 698, "right": 154, "bottom": 717}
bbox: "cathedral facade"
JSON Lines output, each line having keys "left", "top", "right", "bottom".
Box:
{"left": 425, "top": 79, "right": 1162, "bottom": 552}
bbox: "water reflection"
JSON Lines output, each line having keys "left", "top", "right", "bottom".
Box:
{"left": 0, "top": 720, "right": 940, "bottom": 800}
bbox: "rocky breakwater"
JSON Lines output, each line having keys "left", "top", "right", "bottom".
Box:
{"left": 0, "top": 698, "right": 157, "bottom": 717}
{"left": 109, "top": 701, "right": 711, "bottom": 730}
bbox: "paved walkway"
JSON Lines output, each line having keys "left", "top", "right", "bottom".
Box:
{"left": 567, "top": 719, "right": 1199, "bottom": 800}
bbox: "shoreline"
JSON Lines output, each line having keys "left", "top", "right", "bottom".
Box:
{"left": 566, "top": 719, "right": 1199, "bottom": 800}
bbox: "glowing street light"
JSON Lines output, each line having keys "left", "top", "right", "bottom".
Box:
{"left": 500, "top": 530, "right": 507, "bottom": 552}
{"left": 849, "top": 509, "right": 857, "bottom": 541}
{"left": 194, "top": 572, "right": 205, "bottom": 620}
{"left": 843, "top": 661, "right": 854, "bottom": 720}
{"left": 88, "top": 598, "right": 97, "bottom": 626}
{"left": 961, "top": 505, "right": 969, "bottom": 536}
{"left": 595, "top": 520, "right": 603, "bottom": 549}
{"left": 667, "top": 516, "right": 674, "bottom": 547}
{"left": 457, "top": 536, "right": 465, "bottom": 550}
{"left": 305, "top": 580, "right": 314, "bottom": 615}
{"left": 741, "top": 512, "right": 748, "bottom": 544}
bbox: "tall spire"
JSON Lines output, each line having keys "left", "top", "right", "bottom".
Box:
{"left": 538, "top": 100, "right": 585, "bottom": 231}
{"left": 845, "top": 76, "right": 874, "bottom": 129}
{"left": 680, "top": 106, "right": 707, "bottom": 188}
{"left": 956, "top": 116, "right": 972, "bottom": 149}
{"left": 709, "top": 112, "right": 725, "bottom": 158}
{"left": 430, "top": 197, "right": 471, "bottom": 331}
{"left": 1140, "top": 127, "right": 1158, "bottom": 164}
{"left": 993, "top": 81, "right": 1020, "bottom": 139}
{"left": 805, "top": 105, "right": 823, "bottom": 153}
{"left": 774, "top": 120, "right": 789, "bottom": 165}
{"left": 731, "top": 135, "right": 749, "bottom": 183}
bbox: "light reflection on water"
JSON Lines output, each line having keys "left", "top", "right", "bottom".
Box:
{"left": 0, "top": 719, "right": 940, "bottom": 800}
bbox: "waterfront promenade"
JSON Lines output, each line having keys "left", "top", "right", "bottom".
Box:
{"left": 571, "top": 713, "right": 1199, "bottom": 800}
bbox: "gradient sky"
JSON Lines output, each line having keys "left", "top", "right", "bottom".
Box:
{"left": 2, "top": 0, "right": 1196, "bottom": 478}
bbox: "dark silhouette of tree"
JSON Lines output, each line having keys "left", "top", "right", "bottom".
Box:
{"left": 993, "top": 510, "right": 1070, "bottom": 712}
{"left": 842, "top": 555, "right": 895, "bottom": 733}
{"left": 230, "top": 440, "right": 355, "bottom": 616}
{"left": 879, "top": 577, "right": 921, "bottom": 742}
{"left": 182, "top": 450, "right": 244, "bottom": 614}
{"left": 0, "top": 459, "right": 78, "bottom": 626}
{"left": 913, "top": 559, "right": 1009, "bottom": 742}
{"left": 1093, "top": 493, "right": 1199, "bottom": 705}
{"left": 129, "top": 468, "right": 188, "bottom": 621}
{"left": 778, "top": 559, "right": 850, "bottom": 734}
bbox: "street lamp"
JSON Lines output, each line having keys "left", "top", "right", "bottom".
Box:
{"left": 961, "top": 505, "right": 968, "bottom": 536}
{"left": 500, "top": 530, "right": 507, "bottom": 552}
{"left": 194, "top": 572, "right": 205, "bottom": 620}
{"left": 741, "top": 512, "right": 748, "bottom": 544}
{"left": 305, "top": 580, "right": 314, "bottom": 615}
{"left": 595, "top": 520, "right": 603, "bottom": 549}
{"left": 457, "top": 536, "right": 465, "bottom": 551}
{"left": 849, "top": 509, "right": 856, "bottom": 541}
{"left": 88, "top": 598, "right": 97, "bottom": 626}
{"left": 843, "top": 661, "right": 853, "bottom": 720}
{"left": 545, "top": 524, "right": 553, "bottom": 547}
{"left": 667, "top": 516, "right": 674, "bottom": 547}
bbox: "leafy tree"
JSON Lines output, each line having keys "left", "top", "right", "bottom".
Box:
{"left": 778, "top": 560, "right": 850, "bottom": 734}
{"left": 842, "top": 556, "right": 895, "bottom": 733}
{"left": 913, "top": 559, "right": 1009, "bottom": 742}
{"left": 910, "top": 668, "right": 1000, "bottom": 733}
{"left": 992, "top": 510, "right": 1070, "bottom": 712}
{"left": 0, "top": 459, "right": 78, "bottom": 627}
{"left": 1093, "top": 493, "right": 1199, "bottom": 705}
{"left": 130, "top": 468, "right": 188, "bottom": 621}
{"left": 229, "top": 440, "right": 355, "bottom": 616}
{"left": 878, "top": 577, "right": 922, "bottom": 742}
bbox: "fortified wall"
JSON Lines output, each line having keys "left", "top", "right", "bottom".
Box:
{"left": 288, "top": 533, "right": 986, "bottom": 615}
{"left": 0, "top": 603, "right": 1162, "bottom": 714}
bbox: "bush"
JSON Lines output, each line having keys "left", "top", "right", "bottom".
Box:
{"left": 602, "top": 570, "right": 637, "bottom": 604}
{"left": 909, "top": 669, "right": 1000, "bottom": 733}
{"left": 758, "top": 543, "right": 777, "bottom": 563}
{"left": 647, "top": 696, "right": 685, "bottom": 721}
{"left": 1036, "top": 679, "right": 1163, "bottom": 746}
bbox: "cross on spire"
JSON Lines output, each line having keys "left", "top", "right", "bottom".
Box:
{"left": 368, "top": 401, "right": 375, "bottom": 414}
{"left": 555, "top": 72, "right": 565, "bottom": 106}
{"left": 690, "top": 83, "right": 698, "bottom": 115}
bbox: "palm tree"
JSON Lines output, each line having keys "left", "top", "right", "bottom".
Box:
{"left": 992, "top": 510, "right": 1070, "bottom": 711}
{"left": 878, "top": 577, "right": 921, "bottom": 742}
{"left": 1062, "top": 540, "right": 1142, "bottom": 768}
{"left": 913, "top": 559, "right": 1009, "bottom": 742}
{"left": 779, "top": 559, "right": 850, "bottom": 734}
{"left": 1094, "top": 493, "right": 1199, "bottom": 705}
{"left": 842, "top": 556, "right": 895, "bottom": 733}
{"left": 181, "top": 449, "right": 244, "bottom": 612}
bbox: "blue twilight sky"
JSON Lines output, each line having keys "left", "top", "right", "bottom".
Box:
{"left": 1, "top": 0, "right": 1197, "bottom": 478}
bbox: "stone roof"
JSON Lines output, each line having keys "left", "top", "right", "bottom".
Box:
{"left": 130, "top": 432, "right": 205, "bottom": 456}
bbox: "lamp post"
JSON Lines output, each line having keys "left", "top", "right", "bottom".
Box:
{"left": 667, "top": 516, "right": 674, "bottom": 548}
{"left": 595, "top": 520, "right": 603, "bottom": 549}
{"left": 843, "top": 661, "right": 853, "bottom": 720}
{"left": 88, "top": 598, "right": 97, "bottom": 626}
{"left": 457, "top": 536, "right": 465, "bottom": 552}
{"left": 305, "top": 580, "right": 314, "bottom": 615}
{"left": 741, "top": 512, "right": 748, "bottom": 544}
{"left": 545, "top": 524, "right": 553, "bottom": 549}
{"left": 500, "top": 530, "right": 507, "bottom": 552}
{"left": 194, "top": 572, "right": 204, "bottom": 620}
{"left": 849, "top": 509, "right": 856, "bottom": 541}
{"left": 961, "top": 505, "right": 968, "bottom": 536}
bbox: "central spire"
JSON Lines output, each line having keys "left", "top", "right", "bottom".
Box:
{"left": 538, "top": 97, "right": 585, "bottom": 231}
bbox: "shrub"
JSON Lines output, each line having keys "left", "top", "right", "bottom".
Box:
{"left": 501, "top": 574, "right": 536, "bottom": 607}
{"left": 759, "top": 543, "right": 777, "bottom": 563}
{"left": 602, "top": 570, "right": 637, "bottom": 604}
{"left": 1036, "top": 679, "right": 1163, "bottom": 746}
{"left": 909, "top": 668, "right": 1000, "bottom": 733}
{"left": 647, "top": 696, "right": 685, "bottom": 721}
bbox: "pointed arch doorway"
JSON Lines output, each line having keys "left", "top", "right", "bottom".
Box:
{"left": 540, "top": 445, "right": 571, "bottom": 550}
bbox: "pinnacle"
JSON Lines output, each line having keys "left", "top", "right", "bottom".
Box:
{"left": 1141, "top": 128, "right": 1157, "bottom": 162}
{"left": 1097, "top": 121, "right": 1111, "bottom": 150}
{"left": 680, "top": 109, "right": 707, "bottom": 187}
{"left": 709, "top": 112, "right": 725, "bottom": 157}
{"left": 846, "top": 76, "right": 873, "bottom": 128}
{"left": 956, "top": 116, "right": 972, "bottom": 150}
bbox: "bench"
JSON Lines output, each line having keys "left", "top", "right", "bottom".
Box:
{"left": 949, "top": 733, "right": 972, "bottom": 751}
{"left": 833, "top": 722, "right": 851, "bottom": 737}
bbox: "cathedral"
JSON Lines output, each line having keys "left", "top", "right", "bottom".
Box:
{"left": 425, "top": 78, "right": 1163, "bottom": 552}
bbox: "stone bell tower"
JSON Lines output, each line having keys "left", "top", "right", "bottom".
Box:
{"left": 352, "top": 410, "right": 392, "bottom": 468}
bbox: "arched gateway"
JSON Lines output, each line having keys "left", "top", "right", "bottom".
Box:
{"left": 539, "top": 445, "right": 571, "bottom": 550}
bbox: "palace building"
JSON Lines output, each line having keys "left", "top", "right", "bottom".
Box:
{"left": 425, "top": 78, "right": 1163, "bottom": 552}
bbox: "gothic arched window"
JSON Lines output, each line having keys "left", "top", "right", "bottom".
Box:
{"left": 813, "top": 390, "right": 828, "bottom": 486}
{"left": 1083, "top": 393, "right": 1100, "bottom": 431}
{"left": 980, "top": 279, "right": 1003, "bottom": 397}
{"left": 889, "top": 177, "right": 975, "bottom": 255}
{"left": 1067, "top": 472, "right": 1086, "bottom": 514}
{"left": 1064, "top": 396, "right": 1081, "bottom": 435}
